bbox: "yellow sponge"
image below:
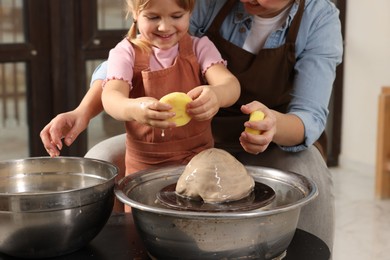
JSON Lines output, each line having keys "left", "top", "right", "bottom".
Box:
{"left": 160, "top": 92, "right": 192, "bottom": 127}
{"left": 244, "top": 111, "right": 265, "bottom": 135}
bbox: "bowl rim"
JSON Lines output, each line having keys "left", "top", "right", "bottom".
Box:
{"left": 115, "top": 165, "right": 318, "bottom": 218}
{"left": 0, "top": 156, "right": 118, "bottom": 196}
{"left": 0, "top": 156, "right": 118, "bottom": 212}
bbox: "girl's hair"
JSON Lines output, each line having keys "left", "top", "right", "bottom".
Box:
{"left": 125, "top": 0, "right": 195, "bottom": 52}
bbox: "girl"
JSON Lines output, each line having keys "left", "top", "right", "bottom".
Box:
{"left": 101, "top": 0, "right": 240, "bottom": 175}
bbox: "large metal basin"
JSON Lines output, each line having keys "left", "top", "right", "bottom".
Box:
{"left": 115, "top": 165, "right": 318, "bottom": 260}
{"left": 0, "top": 157, "right": 118, "bottom": 258}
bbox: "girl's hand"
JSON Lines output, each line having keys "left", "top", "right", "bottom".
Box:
{"left": 131, "top": 97, "right": 176, "bottom": 129}
{"left": 239, "top": 101, "right": 276, "bottom": 154}
{"left": 186, "top": 86, "right": 219, "bottom": 121}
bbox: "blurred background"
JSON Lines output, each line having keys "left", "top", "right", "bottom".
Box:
{"left": 0, "top": 0, "right": 131, "bottom": 160}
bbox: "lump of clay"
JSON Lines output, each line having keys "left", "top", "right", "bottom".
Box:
{"left": 175, "top": 148, "right": 255, "bottom": 203}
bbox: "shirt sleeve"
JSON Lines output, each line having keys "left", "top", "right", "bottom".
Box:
{"left": 104, "top": 39, "right": 136, "bottom": 88}
{"left": 190, "top": 0, "right": 222, "bottom": 37}
{"left": 90, "top": 61, "right": 108, "bottom": 87}
{"left": 281, "top": 2, "right": 343, "bottom": 152}
{"left": 191, "top": 36, "right": 227, "bottom": 76}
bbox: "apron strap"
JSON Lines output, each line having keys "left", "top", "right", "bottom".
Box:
{"left": 179, "top": 33, "right": 195, "bottom": 58}
{"left": 208, "top": 0, "right": 237, "bottom": 35}
{"left": 286, "top": 0, "right": 306, "bottom": 43}
{"left": 132, "top": 41, "right": 150, "bottom": 73}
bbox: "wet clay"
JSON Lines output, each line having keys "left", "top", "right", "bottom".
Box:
{"left": 175, "top": 148, "right": 255, "bottom": 203}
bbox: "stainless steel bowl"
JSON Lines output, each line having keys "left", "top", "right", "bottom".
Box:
{"left": 0, "top": 157, "right": 118, "bottom": 258}
{"left": 116, "top": 165, "right": 318, "bottom": 260}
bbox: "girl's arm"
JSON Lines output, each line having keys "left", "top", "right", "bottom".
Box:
{"left": 101, "top": 80, "right": 133, "bottom": 122}
{"left": 102, "top": 80, "right": 176, "bottom": 128}
{"left": 203, "top": 63, "right": 240, "bottom": 108}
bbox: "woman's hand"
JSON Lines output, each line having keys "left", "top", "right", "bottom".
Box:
{"left": 40, "top": 110, "right": 89, "bottom": 157}
{"left": 41, "top": 79, "right": 104, "bottom": 157}
{"left": 186, "top": 86, "right": 220, "bottom": 121}
{"left": 239, "top": 101, "right": 276, "bottom": 154}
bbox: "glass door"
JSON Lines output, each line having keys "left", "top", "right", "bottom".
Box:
{"left": 0, "top": 1, "right": 27, "bottom": 160}
{"left": 0, "top": 0, "right": 52, "bottom": 160}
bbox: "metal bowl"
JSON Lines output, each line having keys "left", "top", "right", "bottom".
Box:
{"left": 0, "top": 157, "right": 118, "bottom": 258}
{"left": 115, "top": 165, "right": 318, "bottom": 260}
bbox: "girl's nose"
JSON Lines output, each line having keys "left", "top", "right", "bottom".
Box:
{"left": 158, "top": 19, "right": 170, "bottom": 31}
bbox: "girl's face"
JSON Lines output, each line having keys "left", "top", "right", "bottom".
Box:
{"left": 240, "top": 0, "right": 294, "bottom": 18}
{"left": 134, "top": 0, "right": 191, "bottom": 50}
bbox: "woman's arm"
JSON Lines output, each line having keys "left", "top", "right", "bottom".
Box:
{"left": 284, "top": 2, "right": 343, "bottom": 150}
{"left": 40, "top": 79, "right": 104, "bottom": 157}
{"left": 271, "top": 110, "right": 305, "bottom": 146}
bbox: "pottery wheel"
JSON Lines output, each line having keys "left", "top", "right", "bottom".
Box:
{"left": 156, "top": 182, "right": 275, "bottom": 212}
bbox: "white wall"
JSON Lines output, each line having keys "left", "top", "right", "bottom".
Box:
{"left": 340, "top": 0, "right": 390, "bottom": 172}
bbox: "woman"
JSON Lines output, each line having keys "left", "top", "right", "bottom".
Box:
{"left": 40, "top": 0, "right": 343, "bottom": 252}
{"left": 187, "top": 0, "right": 342, "bottom": 252}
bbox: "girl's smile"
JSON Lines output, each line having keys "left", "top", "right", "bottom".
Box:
{"left": 134, "top": 0, "right": 190, "bottom": 50}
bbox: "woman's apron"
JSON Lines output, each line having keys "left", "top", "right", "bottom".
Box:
{"left": 205, "top": 0, "right": 327, "bottom": 159}
{"left": 124, "top": 34, "right": 213, "bottom": 174}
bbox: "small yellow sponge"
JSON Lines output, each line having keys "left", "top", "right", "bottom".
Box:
{"left": 244, "top": 111, "right": 265, "bottom": 135}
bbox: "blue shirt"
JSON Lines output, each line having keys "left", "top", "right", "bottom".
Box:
{"left": 91, "top": 0, "right": 343, "bottom": 152}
